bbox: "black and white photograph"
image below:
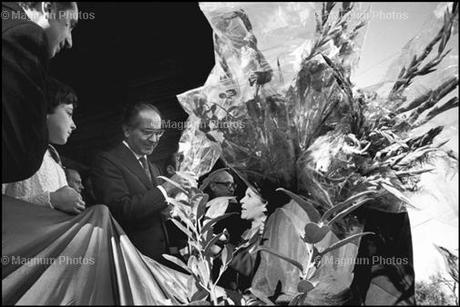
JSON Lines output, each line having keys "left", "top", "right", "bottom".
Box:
{"left": 2, "top": 2, "right": 458, "bottom": 305}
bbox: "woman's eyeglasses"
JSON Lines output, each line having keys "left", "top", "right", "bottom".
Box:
{"left": 213, "top": 181, "right": 236, "bottom": 189}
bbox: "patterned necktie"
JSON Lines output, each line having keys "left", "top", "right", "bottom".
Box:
{"left": 139, "top": 156, "right": 152, "bottom": 183}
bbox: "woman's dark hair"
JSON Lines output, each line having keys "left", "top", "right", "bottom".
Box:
{"left": 243, "top": 175, "right": 291, "bottom": 217}
{"left": 122, "top": 102, "right": 162, "bottom": 128}
{"left": 46, "top": 77, "right": 78, "bottom": 114}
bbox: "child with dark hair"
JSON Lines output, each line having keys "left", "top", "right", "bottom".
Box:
{"left": 2, "top": 77, "right": 85, "bottom": 215}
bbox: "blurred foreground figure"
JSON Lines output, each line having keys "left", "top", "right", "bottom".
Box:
{"left": 2, "top": 2, "right": 78, "bottom": 183}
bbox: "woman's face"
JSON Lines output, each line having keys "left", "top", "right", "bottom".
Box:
{"left": 240, "top": 187, "right": 267, "bottom": 221}
{"left": 47, "top": 103, "right": 76, "bottom": 145}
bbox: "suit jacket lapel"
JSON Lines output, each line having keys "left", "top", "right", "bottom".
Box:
{"left": 116, "top": 144, "right": 153, "bottom": 188}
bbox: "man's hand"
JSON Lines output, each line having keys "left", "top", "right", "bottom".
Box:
{"left": 50, "top": 186, "right": 85, "bottom": 215}
{"left": 161, "top": 173, "right": 192, "bottom": 197}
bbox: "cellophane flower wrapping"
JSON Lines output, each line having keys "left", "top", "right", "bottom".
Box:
{"left": 177, "top": 2, "right": 457, "bottom": 217}
{"left": 175, "top": 1, "right": 458, "bottom": 303}
{"left": 177, "top": 3, "right": 369, "bottom": 203}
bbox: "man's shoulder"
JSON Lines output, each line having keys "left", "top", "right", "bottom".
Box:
{"left": 94, "top": 144, "right": 127, "bottom": 163}
{"left": 2, "top": 3, "right": 43, "bottom": 36}
{"left": 2, "top": 5, "right": 48, "bottom": 59}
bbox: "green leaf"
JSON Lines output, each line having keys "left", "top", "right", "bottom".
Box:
{"left": 303, "top": 222, "right": 330, "bottom": 244}
{"left": 170, "top": 204, "right": 197, "bottom": 233}
{"left": 257, "top": 247, "right": 304, "bottom": 272}
{"left": 175, "top": 171, "right": 198, "bottom": 187}
{"left": 321, "top": 190, "right": 376, "bottom": 222}
{"left": 221, "top": 244, "right": 229, "bottom": 266}
{"left": 197, "top": 260, "right": 210, "bottom": 286}
{"left": 248, "top": 287, "right": 275, "bottom": 305}
{"left": 196, "top": 193, "right": 209, "bottom": 223}
{"left": 190, "top": 289, "right": 209, "bottom": 303}
{"left": 204, "top": 231, "right": 226, "bottom": 255}
{"left": 166, "top": 199, "right": 196, "bottom": 230}
{"left": 319, "top": 232, "right": 374, "bottom": 257}
{"left": 327, "top": 198, "right": 372, "bottom": 225}
{"left": 157, "top": 176, "right": 188, "bottom": 195}
{"left": 161, "top": 254, "right": 191, "bottom": 274}
{"left": 171, "top": 218, "right": 194, "bottom": 240}
{"left": 276, "top": 188, "right": 321, "bottom": 223}
{"left": 187, "top": 255, "right": 199, "bottom": 277}
{"left": 201, "top": 226, "right": 214, "bottom": 246}
{"left": 188, "top": 300, "right": 211, "bottom": 305}
{"left": 297, "top": 280, "right": 315, "bottom": 293}
{"left": 221, "top": 244, "right": 234, "bottom": 267}
{"left": 187, "top": 276, "right": 196, "bottom": 299}
{"left": 201, "top": 212, "right": 238, "bottom": 234}
{"left": 380, "top": 182, "right": 419, "bottom": 210}
{"left": 205, "top": 196, "right": 234, "bottom": 219}
{"left": 165, "top": 197, "right": 191, "bottom": 210}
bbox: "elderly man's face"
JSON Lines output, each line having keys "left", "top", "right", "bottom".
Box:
{"left": 210, "top": 171, "right": 235, "bottom": 198}
{"left": 66, "top": 169, "right": 84, "bottom": 193}
{"left": 45, "top": 2, "right": 78, "bottom": 58}
{"left": 124, "top": 109, "right": 164, "bottom": 156}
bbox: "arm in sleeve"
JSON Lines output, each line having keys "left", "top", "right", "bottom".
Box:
{"left": 27, "top": 191, "right": 53, "bottom": 208}
{"left": 229, "top": 245, "right": 257, "bottom": 277}
{"left": 91, "top": 153, "right": 168, "bottom": 225}
{"left": 2, "top": 22, "right": 49, "bottom": 183}
{"left": 2, "top": 178, "right": 53, "bottom": 208}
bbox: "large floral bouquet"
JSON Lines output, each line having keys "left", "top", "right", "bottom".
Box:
{"left": 174, "top": 2, "right": 458, "bottom": 304}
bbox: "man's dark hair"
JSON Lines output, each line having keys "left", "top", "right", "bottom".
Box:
{"left": 122, "top": 102, "right": 162, "bottom": 128}
{"left": 46, "top": 77, "right": 78, "bottom": 114}
{"left": 18, "top": 2, "right": 76, "bottom": 12}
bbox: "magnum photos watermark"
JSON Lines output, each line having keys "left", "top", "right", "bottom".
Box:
{"left": 327, "top": 4, "right": 409, "bottom": 22}
{"left": 161, "top": 119, "right": 245, "bottom": 131}
{"left": 2, "top": 255, "right": 96, "bottom": 266}
{"left": 1, "top": 10, "right": 95, "bottom": 21}
{"left": 322, "top": 255, "right": 410, "bottom": 266}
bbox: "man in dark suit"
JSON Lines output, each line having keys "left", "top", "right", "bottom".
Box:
{"left": 2, "top": 2, "right": 78, "bottom": 183}
{"left": 91, "top": 102, "right": 190, "bottom": 262}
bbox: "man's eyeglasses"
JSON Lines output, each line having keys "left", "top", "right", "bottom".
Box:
{"left": 142, "top": 129, "right": 165, "bottom": 139}
{"left": 213, "top": 181, "right": 236, "bottom": 189}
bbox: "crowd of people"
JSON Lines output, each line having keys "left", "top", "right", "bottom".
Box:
{"left": 2, "top": 1, "right": 264, "bottom": 298}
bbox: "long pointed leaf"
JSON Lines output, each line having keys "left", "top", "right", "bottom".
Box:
{"left": 201, "top": 212, "right": 238, "bottom": 234}
{"left": 380, "top": 183, "right": 419, "bottom": 210}
{"left": 308, "top": 169, "right": 334, "bottom": 208}
{"left": 256, "top": 247, "right": 304, "bottom": 273}
{"left": 171, "top": 218, "right": 194, "bottom": 239}
{"left": 321, "top": 190, "right": 376, "bottom": 222}
{"left": 157, "top": 175, "right": 188, "bottom": 195}
{"left": 248, "top": 287, "right": 275, "bottom": 305}
{"left": 165, "top": 197, "right": 188, "bottom": 209}
{"left": 196, "top": 194, "right": 209, "bottom": 223}
{"left": 204, "top": 231, "right": 227, "bottom": 255}
{"left": 276, "top": 188, "right": 321, "bottom": 223}
{"left": 205, "top": 196, "right": 234, "bottom": 219}
{"left": 172, "top": 207, "right": 197, "bottom": 234}
{"left": 162, "top": 254, "right": 191, "bottom": 274}
{"left": 395, "top": 167, "right": 435, "bottom": 176}
{"left": 327, "top": 198, "right": 372, "bottom": 225}
{"left": 319, "top": 232, "right": 374, "bottom": 256}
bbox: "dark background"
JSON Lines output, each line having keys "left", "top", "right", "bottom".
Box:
{"left": 50, "top": 2, "right": 214, "bottom": 174}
